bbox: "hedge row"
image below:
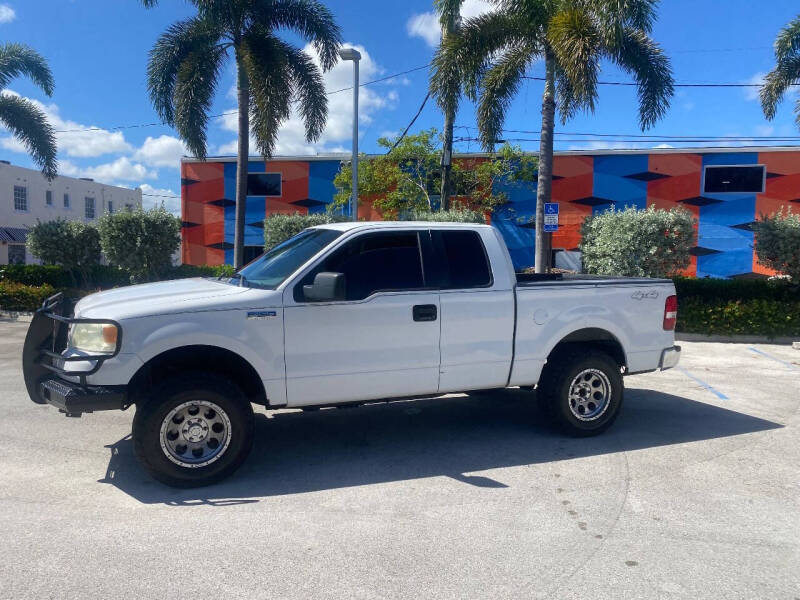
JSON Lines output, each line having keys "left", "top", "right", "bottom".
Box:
{"left": 673, "top": 277, "right": 799, "bottom": 302}
{"left": 676, "top": 297, "right": 800, "bottom": 338}
{"left": 0, "top": 263, "right": 235, "bottom": 289}
{"left": 0, "top": 282, "right": 56, "bottom": 312}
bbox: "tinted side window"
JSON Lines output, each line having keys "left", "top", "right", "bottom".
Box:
{"left": 296, "top": 232, "right": 425, "bottom": 301}
{"left": 440, "top": 230, "right": 491, "bottom": 289}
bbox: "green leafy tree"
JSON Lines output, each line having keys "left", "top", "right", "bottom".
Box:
{"left": 26, "top": 220, "right": 100, "bottom": 286}
{"left": 332, "top": 128, "right": 537, "bottom": 218}
{"left": 580, "top": 206, "right": 695, "bottom": 278}
{"left": 97, "top": 207, "right": 180, "bottom": 282}
{"left": 0, "top": 43, "right": 58, "bottom": 179}
{"left": 143, "top": 0, "right": 341, "bottom": 269}
{"left": 431, "top": 0, "right": 674, "bottom": 273}
{"left": 760, "top": 15, "right": 800, "bottom": 126}
{"left": 753, "top": 208, "right": 800, "bottom": 281}
{"left": 264, "top": 212, "right": 347, "bottom": 249}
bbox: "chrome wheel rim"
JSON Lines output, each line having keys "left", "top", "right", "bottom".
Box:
{"left": 568, "top": 369, "right": 612, "bottom": 422}
{"left": 159, "top": 400, "right": 232, "bottom": 468}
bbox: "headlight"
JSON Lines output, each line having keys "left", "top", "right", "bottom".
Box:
{"left": 68, "top": 323, "right": 119, "bottom": 354}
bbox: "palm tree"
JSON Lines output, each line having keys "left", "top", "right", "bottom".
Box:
{"left": 0, "top": 43, "right": 57, "bottom": 179}
{"left": 432, "top": 0, "right": 463, "bottom": 210}
{"left": 431, "top": 0, "right": 674, "bottom": 273}
{"left": 144, "top": 0, "right": 341, "bottom": 268}
{"left": 760, "top": 16, "right": 800, "bottom": 127}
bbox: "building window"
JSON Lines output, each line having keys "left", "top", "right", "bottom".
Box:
{"left": 703, "top": 165, "right": 766, "bottom": 194}
{"left": 45, "top": 190, "right": 53, "bottom": 206}
{"left": 85, "top": 197, "right": 96, "bottom": 219}
{"left": 8, "top": 244, "right": 25, "bottom": 265}
{"left": 246, "top": 173, "right": 281, "bottom": 196}
{"left": 124, "top": 203, "right": 134, "bottom": 212}
{"left": 13, "top": 186, "right": 27, "bottom": 211}
{"left": 107, "top": 200, "right": 114, "bottom": 214}
{"left": 63, "top": 193, "right": 70, "bottom": 208}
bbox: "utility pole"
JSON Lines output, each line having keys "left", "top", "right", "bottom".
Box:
{"left": 339, "top": 48, "right": 361, "bottom": 221}
{"left": 439, "top": 9, "right": 459, "bottom": 211}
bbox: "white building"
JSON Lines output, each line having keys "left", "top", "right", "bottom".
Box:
{"left": 0, "top": 160, "right": 142, "bottom": 264}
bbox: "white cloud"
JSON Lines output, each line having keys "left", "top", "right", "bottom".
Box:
{"left": 217, "top": 43, "right": 397, "bottom": 156}
{"left": 133, "top": 135, "right": 187, "bottom": 168}
{"left": 140, "top": 183, "right": 180, "bottom": 215}
{"left": 653, "top": 143, "right": 674, "bottom": 149}
{"left": 407, "top": 0, "right": 494, "bottom": 47}
{"left": 0, "top": 4, "right": 15, "bottom": 24}
{"left": 60, "top": 157, "right": 156, "bottom": 182}
{"left": 0, "top": 90, "right": 132, "bottom": 157}
{"left": 744, "top": 72, "right": 765, "bottom": 101}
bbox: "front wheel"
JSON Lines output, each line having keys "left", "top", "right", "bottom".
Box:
{"left": 133, "top": 373, "right": 254, "bottom": 487}
{"left": 537, "top": 350, "right": 623, "bottom": 437}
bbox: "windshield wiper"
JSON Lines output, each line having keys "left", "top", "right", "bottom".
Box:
{"left": 223, "top": 273, "right": 249, "bottom": 287}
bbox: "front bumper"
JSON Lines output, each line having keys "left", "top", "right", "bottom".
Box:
{"left": 39, "top": 377, "right": 128, "bottom": 416}
{"left": 23, "top": 293, "right": 126, "bottom": 414}
{"left": 659, "top": 345, "right": 681, "bottom": 371}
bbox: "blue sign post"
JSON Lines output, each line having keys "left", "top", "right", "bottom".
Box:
{"left": 544, "top": 202, "right": 559, "bottom": 232}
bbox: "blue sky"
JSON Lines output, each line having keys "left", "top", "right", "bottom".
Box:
{"left": 2, "top": 0, "right": 800, "bottom": 213}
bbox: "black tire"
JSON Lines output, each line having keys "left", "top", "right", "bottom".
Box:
{"left": 133, "top": 373, "right": 254, "bottom": 487}
{"left": 537, "top": 350, "right": 623, "bottom": 437}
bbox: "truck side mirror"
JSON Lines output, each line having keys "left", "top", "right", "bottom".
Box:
{"left": 303, "top": 272, "right": 346, "bottom": 302}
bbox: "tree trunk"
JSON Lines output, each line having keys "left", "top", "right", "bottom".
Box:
{"left": 439, "top": 11, "right": 458, "bottom": 212}
{"left": 534, "top": 49, "right": 556, "bottom": 273}
{"left": 234, "top": 58, "right": 250, "bottom": 270}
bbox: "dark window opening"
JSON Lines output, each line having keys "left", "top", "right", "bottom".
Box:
{"left": 247, "top": 173, "right": 281, "bottom": 196}
{"left": 703, "top": 165, "right": 765, "bottom": 194}
{"left": 437, "top": 230, "right": 492, "bottom": 289}
{"left": 243, "top": 245, "right": 264, "bottom": 264}
{"left": 296, "top": 231, "right": 425, "bottom": 302}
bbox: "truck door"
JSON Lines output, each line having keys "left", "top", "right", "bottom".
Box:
{"left": 433, "top": 229, "right": 515, "bottom": 393}
{"left": 282, "top": 229, "right": 441, "bottom": 406}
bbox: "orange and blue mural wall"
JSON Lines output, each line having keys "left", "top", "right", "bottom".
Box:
{"left": 181, "top": 150, "right": 800, "bottom": 278}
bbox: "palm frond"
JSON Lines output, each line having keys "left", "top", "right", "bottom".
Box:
{"left": 141, "top": 0, "right": 159, "bottom": 7}
{"left": 283, "top": 45, "right": 327, "bottom": 142}
{"left": 256, "top": 0, "right": 342, "bottom": 70}
{"left": 240, "top": 33, "right": 293, "bottom": 158}
{"left": 433, "top": 11, "right": 535, "bottom": 102}
{"left": 548, "top": 8, "right": 600, "bottom": 114}
{"left": 773, "top": 15, "right": 800, "bottom": 61}
{"left": 146, "top": 17, "right": 223, "bottom": 125}
{"left": 760, "top": 56, "right": 800, "bottom": 121}
{"left": 172, "top": 39, "right": 226, "bottom": 159}
{"left": 476, "top": 41, "right": 535, "bottom": 150}
{"left": 591, "top": 0, "right": 657, "bottom": 33}
{"left": 606, "top": 26, "right": 673, "bottom": 129}
{"left": 0, "top": 94, "right": 57, "bottom": 179}
{"left": 435, "top": 0, "right": 463, "bottom": 29}
{"left": 0, "top": 43, "right": 55, "bottom": 96}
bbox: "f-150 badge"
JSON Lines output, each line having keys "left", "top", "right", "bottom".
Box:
{"left": 247, "top": 311, "right": 277, "bottom": 320}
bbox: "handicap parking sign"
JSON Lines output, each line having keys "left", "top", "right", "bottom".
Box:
{"left": 544, "top": 202, "right": 559, "bottom": 232}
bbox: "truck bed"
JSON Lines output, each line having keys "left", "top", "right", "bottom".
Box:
{"left": 515, "top": 273, "right": 673, "bottom": 287}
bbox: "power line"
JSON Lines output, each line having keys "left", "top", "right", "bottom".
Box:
{"left": 455, "top": 125, "right": 800, "bottom": 140}
{"left": 53, "top": 63, "right": 432, "bottom": 134}
{"left": 388, "top": 92, "right": 431, "bottom": 153}
{"left": 521, "top": 75, "right": 775, "bottom": 88}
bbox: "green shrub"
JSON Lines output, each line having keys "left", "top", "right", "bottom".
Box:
{"left": 98, "top": 207, "right": 181, "bottom": 282}
{"left": 264, "top": 213, "right": 348, "bottom": 250}
{"left": 169, "top": 264, "right": 236, "bottom": 279}
{"left": 752, "top": 208, "right": 800, "bottom": 282}
{"left": 0, "top": 282, "right": 56, "bottom": 312}
{"left": 677, "top": 297, "right": 800, "bottom": 338}
{"left": 0, "top": 264, "right": 72, "bottom": 287}
{"left": 26, "top": 219, "right": 101, "bottom": 286}
{"left": 581, "top": 206, "right": 695, "bottom": 278}
{"left": 673, "top": 277, "right": 799, "bottom": 302}
{"left": 401, "top": 208, "right": 486, "bottom": 223}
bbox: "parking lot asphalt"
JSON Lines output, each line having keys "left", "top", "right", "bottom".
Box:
{"left": 0, "top": 320, "right": 798, "bottom": 600}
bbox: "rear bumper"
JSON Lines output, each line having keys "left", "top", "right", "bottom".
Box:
{"left": 659, "top": 345, "right": 681, "bottom": 371}
{"left": 39, "top": 377, "right": 128, "bottom": 416}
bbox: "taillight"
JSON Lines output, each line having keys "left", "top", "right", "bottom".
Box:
{"left": 663, "top": 295, "right": 678, "bottom": 330}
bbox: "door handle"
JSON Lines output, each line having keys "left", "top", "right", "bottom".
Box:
{"left": 413, "top": 304, "right": 437, "bottom": 322}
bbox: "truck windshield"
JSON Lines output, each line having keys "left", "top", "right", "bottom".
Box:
{"left": 233, "top": 228, "right": 343, "bottom": 289}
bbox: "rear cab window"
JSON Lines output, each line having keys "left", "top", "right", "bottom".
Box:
{"left": 431, "top": 229, "right": 493, "bottom": 289}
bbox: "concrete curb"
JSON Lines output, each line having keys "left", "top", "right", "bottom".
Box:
{"left": 0, "top": 311, "right": 33, "bottom": 323}
{"left": 676, "top": 332, "right": 799, "bottom": 346}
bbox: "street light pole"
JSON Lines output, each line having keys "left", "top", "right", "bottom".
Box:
{"left": 339, "top": 48, "right": 361, "bottom": 221}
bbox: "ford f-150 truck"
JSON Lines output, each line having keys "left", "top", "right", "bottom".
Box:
{"left": 23, "top": 222, "right": 680, "bottom": 487}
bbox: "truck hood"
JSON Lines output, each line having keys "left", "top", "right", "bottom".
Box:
{"left": 74, "top": 278, "right": 252, "bottom": 319}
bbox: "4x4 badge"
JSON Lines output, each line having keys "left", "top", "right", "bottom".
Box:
{"left": 247, "top": 311, "right": 277, "bottom": 320}
{"left": 631, "top": 290, "right": 659, "bottom": 300}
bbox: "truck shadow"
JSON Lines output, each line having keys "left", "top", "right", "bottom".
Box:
{"left": 99, "top": 387, "right": 782, "bottom": 505}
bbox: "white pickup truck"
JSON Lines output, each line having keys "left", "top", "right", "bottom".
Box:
{"left": 23, "top": 222, "right": 680, "bottom": 487}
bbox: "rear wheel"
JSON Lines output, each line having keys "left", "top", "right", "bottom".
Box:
{"left": 537, "top": 350, "right": 623, "bottom": 436}
{"left": 133, "top": 373, "right": 254, "bottom": 487}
